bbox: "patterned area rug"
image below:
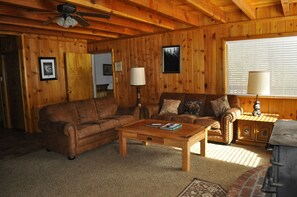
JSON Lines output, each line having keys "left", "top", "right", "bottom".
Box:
{"left": 178, "top": 178, "right": 226, "bottom": 197}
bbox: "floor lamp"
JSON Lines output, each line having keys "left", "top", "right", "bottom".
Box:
{"left": 247, "top": 71, "right": 270, "bottom": 116}
{"left": 130, "top": 67, "right": 146, "bottom": 107}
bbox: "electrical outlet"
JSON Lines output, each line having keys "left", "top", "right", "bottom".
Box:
{"left": 114, "top": 61, "right": 122, "bottom": 72}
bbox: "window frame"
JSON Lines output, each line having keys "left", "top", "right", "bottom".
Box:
{"left": 222, "top": 32, "right": 297, "bottom": 99}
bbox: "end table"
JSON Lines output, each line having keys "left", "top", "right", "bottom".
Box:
{"left": 236, "top": 113, "right": 279, "bottom": 147}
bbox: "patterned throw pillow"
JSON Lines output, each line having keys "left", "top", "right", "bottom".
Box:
{"left": 159, "top": 99, "right": 181, "bottom": 115}
{"left": 184, "top": 101, "right": 201, "bottom": 116}
{"left": 210, "top": 95, "right": 231, "bottom": 117}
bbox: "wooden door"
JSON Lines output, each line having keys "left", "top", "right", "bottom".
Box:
{"left": 65, "top": 53, "right": 93, "bottom": 101}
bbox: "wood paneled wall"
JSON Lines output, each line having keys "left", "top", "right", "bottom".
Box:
{"left": 22, "top": 34, "right": 87, "bottom": 132}
{"left": 88, "top": 6, "right": 297, "bottom": 120}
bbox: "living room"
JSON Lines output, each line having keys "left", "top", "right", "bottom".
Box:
{"left": 1, "top": 1, "right": 297, "bottom": 196}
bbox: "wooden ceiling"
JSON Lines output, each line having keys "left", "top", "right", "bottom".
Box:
{"left": 0, "top": 0, "right": 296, "bottom": 42}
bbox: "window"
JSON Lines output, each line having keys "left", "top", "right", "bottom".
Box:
{"left": 226, "top": 36, "right": 297, "bottom": 96}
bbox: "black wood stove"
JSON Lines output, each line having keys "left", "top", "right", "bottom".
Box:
{"left": 262, "top": 120, "right": 297, "bottom": 197}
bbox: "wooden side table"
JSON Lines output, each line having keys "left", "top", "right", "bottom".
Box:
{"left": 236, "top": 113, "right": 279, "bottom": 147}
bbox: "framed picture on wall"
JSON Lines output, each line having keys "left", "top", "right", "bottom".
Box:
{"left": 39, "top": 57, "right": 58, "bottom": 81}
{"left": 162, "top": 45, "right": 181, "bottom": 73}
{"left": 103, "top": 64, "right": 112, "bottom": 75}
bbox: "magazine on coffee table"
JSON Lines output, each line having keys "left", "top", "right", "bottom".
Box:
{"left": 160, "top": 123, "right": 182, "bottom": 131}
{"left": 146, "top": 123, "right": 163, "bottom": 128}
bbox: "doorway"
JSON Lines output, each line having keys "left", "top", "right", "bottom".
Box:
{"left": 92, "top": 52, "right": 114, "bottom": 98}
{"left": 0, "top": 35, "right": 25, "bottom": 131}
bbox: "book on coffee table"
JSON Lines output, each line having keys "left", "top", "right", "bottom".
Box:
{"left": 160, "top": 123, "right": 182, "bottom": 130}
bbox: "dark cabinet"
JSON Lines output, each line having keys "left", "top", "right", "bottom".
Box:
{"left": 262, "top": 120, "right": 297, "bottom": 197}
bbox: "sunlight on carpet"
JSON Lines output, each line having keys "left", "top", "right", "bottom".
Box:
{"left": 189, "top": 143, "right": 262, "bottom": 167}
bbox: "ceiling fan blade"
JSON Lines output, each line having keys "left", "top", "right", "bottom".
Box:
{"left": 43, "top": 15, "right": 63, "bottom": 25}
{"left": 72, "top": 15, "right": 90, "bottom": 27}
{"left": 76, "top": 12, "right": 110, "bottom": 19}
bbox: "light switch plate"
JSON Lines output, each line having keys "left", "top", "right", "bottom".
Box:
{"left": 115, "top": 61, "right": 122, "bottom": 72}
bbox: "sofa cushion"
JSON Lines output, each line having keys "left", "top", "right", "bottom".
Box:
{"left": 184, "top": 94, "right": 206, "bottom": 116}
{"left": 210, "top": 95, "right": 231, "bottom": 117}
{"left": 77, "top": 123, "right": 102, "bottom": 139}
{"left": 42, "top": 102, "right": 79, "bottom": 123}
{"left": 204, "top": 94, "right": 224, "bottom": 116}
{"left": 94, "top": 95, "right": 118, "bottom": 119}
{"left": 194, "top": 117, "right": 220, "bottom": 130}
{"left": 98, "top": 119, "right": 121, "bottom": 131}
{"left": 159, "top": 93, "right": 185, "bottom": 114}
{"left": 151, "top": 113, "right": 177, "bottom": 121}
{"left": 75, "top": 99, "right": 98, "bottom": 123}
{"left": 159, "top": 99, "right": 181, "bottom": 115}
{"left": 171, "top": 114, "right": 198, "bottom": 123}
{"left": 184, "top": 100, "right": 202, "bottom": 116}
{"left": 109, "top": 115, "right": 137, "bottom": 126}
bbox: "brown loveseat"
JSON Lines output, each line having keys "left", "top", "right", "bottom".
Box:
{"left": 142, "top": 93, "right": 242, "bottom": 144}
{"left": 38, "top": 95, "right": 139, "bottom": 159}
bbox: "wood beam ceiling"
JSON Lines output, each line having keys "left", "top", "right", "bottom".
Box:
{"left": 0, "top": 15, "right": 118, "bottom": 38}
{"left": 0, "top": 0, "right": 163, "bottom": 37}
{"left": 57, "top": 0, "right": 176, "bottom": 30}
{"left": 123, "top": 0, "right": 200, "bottom": 26}
{"left": 0, "top": 4, "right": 141, "bottom": 36}
{"left": 1, "top": 0, "right": 297, "bottom": 42}
{"left": 184, "top": 0, "right": 226, "bottom": 23}
{"left": 231, "top": 0, "right": 256, "bottom": 19}
{"left": 280, "top": 0, "right": 290, "bottom": 16}
{"left": 0, "top": 24, "right": 103, "bottom": 41}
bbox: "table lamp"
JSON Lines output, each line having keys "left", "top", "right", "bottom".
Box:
{"left": 130, "top": 67, "right": 146, "bottom": 106}
{"left": 247, "top": 71, "right": 270, "bottom": 116}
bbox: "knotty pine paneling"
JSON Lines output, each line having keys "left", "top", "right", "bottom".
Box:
{"left": 23, "top": 34, "right": 87, "bottom": 132}
{"left": 88, "top": 6, "right": 297, "bottom": 120}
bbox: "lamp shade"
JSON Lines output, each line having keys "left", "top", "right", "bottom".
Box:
{"left": 130, "top": 67, "right": 146, "bottom": 86}
{"left": 247, "top": 71, "right": 270, "bottom": 95}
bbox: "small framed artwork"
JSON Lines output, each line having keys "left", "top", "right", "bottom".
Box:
{"left": 162, "top": 45, "right": 181, "bottom": 73}
{"left": 103, "top": 64, "right": 112, "bottom": 75}
{"left": 39, "top": 57, "right": 58, "bottom": 81}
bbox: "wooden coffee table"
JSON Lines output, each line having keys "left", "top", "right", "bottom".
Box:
{"left": 117, "top": 119, "right": 209, "bottom": 171}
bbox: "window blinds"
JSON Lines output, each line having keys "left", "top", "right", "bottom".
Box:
{"left": 227, "top": 36, "right": 297, "bottom": 96}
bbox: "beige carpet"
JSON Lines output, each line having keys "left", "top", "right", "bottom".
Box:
{"left": 0, "top": 141, "right": 270, "bottom": 197}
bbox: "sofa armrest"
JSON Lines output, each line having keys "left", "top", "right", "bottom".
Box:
{"left": 141, "top": 104, "right": 160, "bottom": 119}
{"left": 38, "top": 119, "right": 76, "bottom": 136}
{"left": 221, "top": 107, "right": 243, "bottom": 123}
{"left": 219, "top": 107, "right": 243, "bottom": 144}
{"left": 117, "top": 106, "right": 140, "bottom": 120}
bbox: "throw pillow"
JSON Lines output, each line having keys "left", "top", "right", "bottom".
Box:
{"left": 210, "top": 96, "right": 231, "bottom": 117}
{"left": 184, "top": 100, "right": 202, "bottom": 116}
{"left": 159, "top": 99, "right": 181, "bottom": 115}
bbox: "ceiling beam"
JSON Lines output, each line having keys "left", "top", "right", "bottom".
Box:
{"left": 0, "top": 24, "right": 104, "bottom": 41}
{"left": 124, "top": 0, "right": 200, "bottom": 26}
{"left": 280, "top": 0, "right": 290, "bottom": 16}
{"left": 57, "top": 0, "right": 176, "bottom": 30}
{"left": 184, "top": 0, "right": 226, "bottom": 23}
{"left": 0, "top": 0, "right": 161, "bottom": 33}
{"left": 0, "top": 15, "right": 118, "bottom": 38}
{"left": 231, "top": 0, "right": 256, "bottom": 19}
{"left": 0, "top": 4, "right": 141, "bottom": 36}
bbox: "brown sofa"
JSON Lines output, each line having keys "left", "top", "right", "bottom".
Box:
{"left": 38, "top": 95, "right": 139, "bottom": 159}
{"left": 142, "top": 93, "right": 242, "bottom": 144}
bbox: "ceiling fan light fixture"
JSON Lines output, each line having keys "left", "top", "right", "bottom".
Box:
{"left": 56, "top": 16, "right": 78, "bottom": 28}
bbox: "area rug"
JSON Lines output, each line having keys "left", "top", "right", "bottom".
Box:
{"left": 178, "top": 178, "right": 226, "bottom": 197}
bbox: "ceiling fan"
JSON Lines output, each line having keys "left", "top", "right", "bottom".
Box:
{"left": 39, "top": 3, "right": 110, "bottom": 28}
